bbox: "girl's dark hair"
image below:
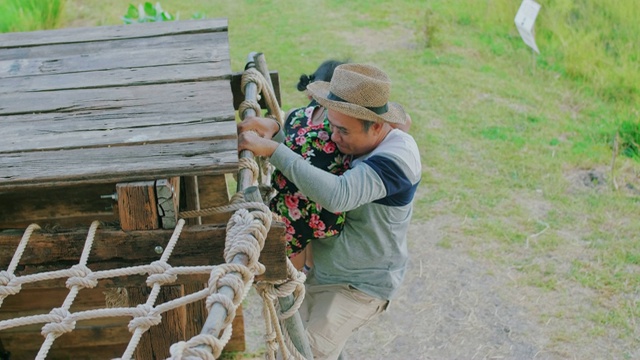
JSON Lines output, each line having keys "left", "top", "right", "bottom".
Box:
{"left": 297, "top": 59, "right": 347, "bottom": 92}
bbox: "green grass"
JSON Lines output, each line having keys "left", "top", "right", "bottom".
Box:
{"left": 0, "top": 0, "right": 65, "bottom": 32}
{"left": 5, "top": 0, "right": 640, "bottom": 357}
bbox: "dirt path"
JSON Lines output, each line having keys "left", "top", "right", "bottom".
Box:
{"left": 241, "top": 219, "right": 633, "bottom": 360}
{"left": 343, "top": 220, "right": 553, "bottom": 360}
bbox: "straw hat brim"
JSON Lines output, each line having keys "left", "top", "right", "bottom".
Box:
{"left": 306, "top": 81, "right": 407, "bottom": 125}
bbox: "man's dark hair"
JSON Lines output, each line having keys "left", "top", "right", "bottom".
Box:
{"left": 297, "top": 60, "right": 347, "bottom": 92}
{"left": 361, "top": 119, "right": 375, "bottom": 132}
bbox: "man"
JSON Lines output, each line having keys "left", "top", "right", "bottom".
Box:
{"left": 238, "top": 63, "right": 421, "bottom": 359}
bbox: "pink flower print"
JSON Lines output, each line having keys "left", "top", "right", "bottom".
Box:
{"left": 322, "top": 142, "right": 336, "bottom": 154}
{"left": 285, "top": 222, "right": 295, "bottom": 234}
{"left": 309, "top": 213, "right": 321, "bottom": 229}
{"left": 285, "top": 233, "right": 293, "bottom": 242}
{"left": 284, "top": 195, "right": 299, "bottom": 209}
{"left": 316, "top": 220, "right": 326, "bottom": 231}
{"left": 276, "top": 174, "right": 287, "bottom": 189}
{"left": 297, "top": 128, "right": 308, "bottom": 136}
{"left": 318, "top": 131, "right": 330, "bottom": 141}
{"left": 289, "top": 207, "right": 302, "bottom": 220}
{"left": 313, "top": 230, "right": 326, "bottom": 238}
{"left": 296, "top": 136, "right": 306, "bottom": 146}
{"left": 309, "top": 120, "right": 324, "bottom": 130}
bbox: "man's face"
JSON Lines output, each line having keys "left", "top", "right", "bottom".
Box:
{"left": 326, "top": 108, "right": 382, "bottom": 157}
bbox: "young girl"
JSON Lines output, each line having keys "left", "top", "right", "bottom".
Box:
{"left": 269, "top": 60, "right": 350, "bottom": 272}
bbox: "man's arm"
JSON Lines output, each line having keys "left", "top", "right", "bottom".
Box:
{"left": 269, "top": 144, "right": 387, "bottom": 212}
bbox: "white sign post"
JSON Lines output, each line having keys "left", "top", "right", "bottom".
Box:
{"left": 514, "top": 0, "right": 541, "bottom": 54}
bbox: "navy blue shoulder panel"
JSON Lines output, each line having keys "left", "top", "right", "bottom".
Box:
{"left": 364, "top": 155, "right": 419, "bottom": 206}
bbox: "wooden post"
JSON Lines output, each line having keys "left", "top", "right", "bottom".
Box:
{"left": 127, "top": 286, "right": 187, "bottom": 359}
{"left": 117, "top": 181, "right": 159, "bottom": 231}
{"left": 118, "top": 180, "right": 187, "bottom": 359}
{"left": 183, "top": 176, "right": 202, "bottom": 225}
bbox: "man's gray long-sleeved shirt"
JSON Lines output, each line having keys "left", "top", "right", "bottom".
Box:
{"left": 270, "top": 128, "right": 422, "bottom": 300}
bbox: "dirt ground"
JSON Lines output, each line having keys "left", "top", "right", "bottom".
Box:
{"left": 241, "top": 217, "right": 638, "bottom": 360}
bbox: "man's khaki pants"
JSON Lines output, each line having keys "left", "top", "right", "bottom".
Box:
{"left": 298, "top": 275, "right": 388, "bottom": 360}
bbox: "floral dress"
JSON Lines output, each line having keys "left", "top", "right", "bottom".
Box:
{"left": 270, "top": 103, "right": 351, "bottom": 257}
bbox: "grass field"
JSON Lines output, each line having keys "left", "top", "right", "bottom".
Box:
{"left": 4, "top": 0, "right": 639, "bottom": 358}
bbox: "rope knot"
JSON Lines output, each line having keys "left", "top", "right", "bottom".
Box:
{"left": 0, "top": 271, "right": 21, "bottom": 297}
{"left": 146, "top": 260, "right": 177, "bottom": 286}
{"left": 66, "top": 264, "right": 98, "bottom": 289}
{"left": 224, "top": 205, "right": 271, "bottom": 276}
{"left": 205, "top": 293, "right": 237, "bottom": 328}
{"left": 128, "top": 304, "right": 162, "bottom": 332}
{"left": 41, "top": 307, "right": 76, "bottom": 338}
{"left": 170, "top": 331, "right": 232, "bottom": 359}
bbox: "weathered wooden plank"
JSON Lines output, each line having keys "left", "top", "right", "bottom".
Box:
{"left": 0, "top": 183, "right": 118, "bottom": 229}
{"left": 0, "top": 62, "right": 230, "bottom": 94}
{"left": 0, "top": 288, "right": 116, "bottom": 317}
{"left": 0, "top": 31, "right": 227, "bottom": 63}
{"left": 0, "top": 223, "right": 288, "bottom": 281}
{"left": 0, "top": 320, "right": 131, "bottom": 357}
{"left": 0, "top": 18, "right": 228, "bottom": 49}
{"left": 0, "top": 80, "right": 236, "bottom": 154}
{"left": 0, "top": 80, "right": 232, "bottom": 119}
{"left": 0, "top": 139, "right": 238, "bottom": 191}
{"left": 0, "top": 113, "right": 235, "bottom": 154}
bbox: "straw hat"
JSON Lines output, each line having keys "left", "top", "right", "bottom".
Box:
{"left": 306, "top": 63, "right": 407, "bottom": 125}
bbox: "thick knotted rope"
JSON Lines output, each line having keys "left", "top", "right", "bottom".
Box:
{"left": 168, "top": 202, "right": 271, "bottom": 359}
{"left": 239, "top": 67, "right": 285, "bottom": 126}
{"left": 254, "top": 259, "right": 308, "bottom": 360}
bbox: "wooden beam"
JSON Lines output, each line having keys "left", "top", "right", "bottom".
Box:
{"left": 0, "top": 183, "right": 117, "bottom": 229}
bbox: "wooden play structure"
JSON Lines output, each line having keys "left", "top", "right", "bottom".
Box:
{"left": 0, "top": 19, "right": 308, "bottom": 359}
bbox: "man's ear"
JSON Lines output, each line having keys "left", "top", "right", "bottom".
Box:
{"left": 372, "top": 121, "right": 385, "bottom": 133}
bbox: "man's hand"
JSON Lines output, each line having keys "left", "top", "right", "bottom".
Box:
{"left": 238, "top": 116, "right": 280, "bottom": 139}
{"left": 238, "top": 130, "right": 279, "bottom": 157}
